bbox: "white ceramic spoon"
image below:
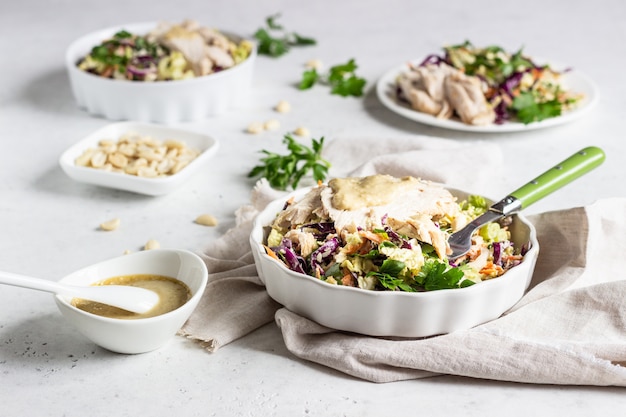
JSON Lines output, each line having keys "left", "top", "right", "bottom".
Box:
{"left": 0, "top": 270, "right": 159, "bottom": 314}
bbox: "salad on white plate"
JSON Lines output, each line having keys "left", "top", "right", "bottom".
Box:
{"left": 377, "top": 41, "right": 597, "bottom": 132}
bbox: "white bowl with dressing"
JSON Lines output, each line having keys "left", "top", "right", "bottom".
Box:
{"left": 55, "top": 249, "right": 208, "bottom": 354}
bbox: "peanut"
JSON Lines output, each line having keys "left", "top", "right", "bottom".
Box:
{"left": 74, "top": 131, "right": 201, "bottom": 177}
{"left": 294, "top": 126, "right": 310, "bottom": 137}
{"left": 99, "top": 218, "right": 121, "bottom": 231}
{"left": 195, "top": 214, "right": 218, "bottom": 227}
{"left": 144, "top": 239, "right": 160, "bottom": 250}
{"left": 275, "top": 100, "right": 291, "bottom": 113}
{"left": 246, "top": 121, "right": 264, "bottom": 134}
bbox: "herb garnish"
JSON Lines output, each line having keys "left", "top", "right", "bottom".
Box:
{"left": 416, "top": 259, "right": 471, "bottom": 291}
{"left": 248, "top": 134, "right": 331, "bottom": 190}
{"left": 299, "top": 59, "right": 367, "bottom": 97}
{"left": 366, "top": 257, "right": 470, "bottom": 292}
{"left": 254, "top": 14, "right": 316, "bottom": 57}
{"left": 368, "top": 259, "right": 414, "bottom": 292}
{"left": 512, "top": 91, "right": 562, "bottom": 124}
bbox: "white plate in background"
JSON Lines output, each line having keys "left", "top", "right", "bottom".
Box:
{"left": 376, "top": 61, "right": 598, "bottom": 133}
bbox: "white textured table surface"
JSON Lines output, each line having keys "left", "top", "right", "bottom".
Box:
{"left": 1, "top": 0, "right": 625, "bottom": 415}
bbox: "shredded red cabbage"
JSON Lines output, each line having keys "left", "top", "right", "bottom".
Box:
{"left": 310, "top": 237, "right": 340, "bottom": 276}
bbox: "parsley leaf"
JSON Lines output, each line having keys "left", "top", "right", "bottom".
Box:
{"left": 368, "top": 259, "right": 414, "bottom": 292}
{"left": 416, "top": 259, "right": 469, "bottom": 291}
{"left": 331, "top": 75, "right": 367, "bottom": 97}
{"left": 293, "top": 33, "right": 316, "bottom": 46}
{"left": 254, "top": 28, "right": 289, "bottom": 57}
{"left": 379, "top": 259, "right": 406, "bottom": 276}
{"left": 299, "top": 58, "right": 367, "bottom": 97}
{"left": 254, "top": 14, "right": 316, "bottom": 57}
{"left": 266, "top": 14, "right": 283, "bottom": 30}
{"left": 248, "top": 134, "right": 331, "bottom": 190}
{"left": 377, "top": 274, "right": 415, "bottom": 292}
{"left": 512, "top": 91, "right": 562, "bottom": 124}
{"left": 299, "top": 68, "right": 320, "bottom": 89}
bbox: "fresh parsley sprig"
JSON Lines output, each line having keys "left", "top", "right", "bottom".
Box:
{"left": 416, "top": 259, "right": 471, "bottom": 291}
{"left": 512, "top": 91, "right": 562, "bottom": 124}
{"left": 299, "top": 59, "right": 367, "bottom": 97}
{"left": 254, "top": 14, "right": 316, "bottom": 57}
{"left": 366, "top": 257, "right": 470, "bottom": 292}
{"left": 368, "top": 259, "right": 414, "bottom": 292}
{"left": 248, "top": 134, "right": 331, "bottom": 190}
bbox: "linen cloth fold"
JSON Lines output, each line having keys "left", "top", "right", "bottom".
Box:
{"left": 180, "top": 136, "right": 626, "bottom": 385}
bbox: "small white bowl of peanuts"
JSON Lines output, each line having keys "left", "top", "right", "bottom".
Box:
{"left": 59, "top": 121, "right": 219, "bottom": 195}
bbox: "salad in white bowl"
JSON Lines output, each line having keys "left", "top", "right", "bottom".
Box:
{"left": 262, "top": 175, "right": 528, "bottom": 293}
{"left": 250, "top": 175, "right": 539, "bottom": 337}
{"left": 77, "top": 19, "right": 253, "bottom": 82}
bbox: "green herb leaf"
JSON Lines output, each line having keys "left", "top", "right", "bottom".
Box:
{"left": 367, "top": 259, "right": 415, "bottom": 292}
{"left": 331, "top": 75, "right": 367, "bottom": 97}
{"left": 248, "top": 134, "right": 331, "bottom": 190}
{"left": 299, "top": 69, "right": 319, "bottom": 90}
{"left": 299, "top": 58, "right": 367, "bottom": 97}
{"left": 512, "top": 91, "right": 562, "bottom": 124}
{"left": 266, "top": 14, "right": 284, "bottom": 30}
{"left": 254, "top": 28, "right": 289, "bottom": 57}
{"left": 324, "top": 263, "right": 342, "bottom": 278}
{"left": 355, "top": 249, "right": 380, "bottom": 259}
{"left": 379, "top": 259, "right": 406, "bottom": 276}
{"left": 327, "top": 59, "right": 358, "bottom": 83}
{"left": 114, "top": 30, "right": 132, "bottom": 39}
{"left": 416, "top": 259, "right": 466, "bottom": 291}
{"left": 254, "top": 14, "right": 316, "bottom": 57}
{"left": 292, "top": 33, "right": 316, "bottom": 45}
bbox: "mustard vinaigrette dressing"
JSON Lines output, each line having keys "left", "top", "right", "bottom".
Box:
{"left": 72, "top": 274, "right": 191, "bottom": 319}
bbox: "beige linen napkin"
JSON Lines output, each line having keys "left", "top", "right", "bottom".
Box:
{"left": 180, "top": 136, "right": 626, "bottom": 385}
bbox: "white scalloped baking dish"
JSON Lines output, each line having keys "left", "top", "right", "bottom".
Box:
{"left": 65, "top": 22, "right": 256, "bottom": 124}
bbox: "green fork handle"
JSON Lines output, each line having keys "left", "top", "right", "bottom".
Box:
{"left": 509, "top": 146, "right": 605, "bottom": 209}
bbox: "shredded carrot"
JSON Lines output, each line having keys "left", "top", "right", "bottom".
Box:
{"left": 359, "top": 230, "right": 385, "bottom": 244}
{"left": 341, "top": 274, "right": 356, "bottom": 287}
{"left": 480, "top": 261, "right": 504, "bottom": 277}
{"left": 344, "top": 241, "right": 366, "bottom": 255}
{"left": 263, "top": 245, "right": 282, "bottom": 262}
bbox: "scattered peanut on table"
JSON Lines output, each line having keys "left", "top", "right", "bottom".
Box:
{"left": 293, "top": 126, "right": 310, "bottom": 137}
{"left": 275, "top": 100, "right": 291, "bottom": 113}
{"left": 264, "top": 119, "right": 281, "bottom": 131}
{"left": 75, "top": 132, "right": 201, "bottom": 177}
{"left": 305, "top": 59, "right": 323, "bottom": 70}
{"left": 195, "top": 214, "right": 218, "bottom": 226}
{"left": 99, "top": 218, "right": 121, "bottom": 231}
{"left": 246, "top": 121, "right": 265, "bottom": 134}
{"left": 144, "top": 239, "right": 160, "bottom": 250}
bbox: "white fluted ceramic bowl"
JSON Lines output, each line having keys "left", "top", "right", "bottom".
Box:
{"left": 55, "top": 249, "right": 208, "bottom": 354}
{"left": 250, "top": 186, "right": 539, "bottom": 338}
{"left": 66, "top": 22, "right": 256, "bottom": 124}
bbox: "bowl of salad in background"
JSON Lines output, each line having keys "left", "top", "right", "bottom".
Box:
{"left": 250, "top": 175, "right": 539, "bottom": 337}
{"left": 66, "top": 20, "right": 256, "bottom": 124}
